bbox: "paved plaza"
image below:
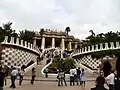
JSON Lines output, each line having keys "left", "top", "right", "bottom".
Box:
{"left": 4, "top": 78, "right": 109, "bottom": 90}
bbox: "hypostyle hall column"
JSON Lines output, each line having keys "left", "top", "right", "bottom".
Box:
{"left": 41, "top": 37, "right": 45, "bottom": 49}
{"left": 52, "top": 37, "right": 55, "bottom": 48}
{"left": 69, "top": 41, "right": 72, "bottom": 50}
{"left": 61, "top": 38, "right": 65, "bottom": 50}
{"left": 33, "top": 39, "right": 36, "bottom": 46}
{"left": 75, "top": 43, "right": 77, "bottom": 49}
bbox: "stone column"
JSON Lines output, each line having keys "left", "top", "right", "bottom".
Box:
{"left": 41, "top": 37, "right": 45, "bottom": 49}
{"left": 16, "top": 38, "right": 19, "bottom": 45}
{"left": 10, "top": 37, "right": 14, "bottom": 44}
{"left": 3, "top": 36, "right": 8, "bottom": 44}
{"left": 75, "top": 43, "right": 77, "bottom": 49}
{"left": 33, "top": 39, "right": 36, "bottom": 46}
{"left": 52, "top": 37, "right": 55, "bottom": 48}
{"left": 69, "top": 41, "right": 72, "bottom": 50}
{"left": 105, "top": 42, "right": 109, "bottom": 49}
{"left": 21, "top": 40, "right": 23, "bottom": 46}
{"left": 61, "top": 38, "right": 65, "bottom": 50}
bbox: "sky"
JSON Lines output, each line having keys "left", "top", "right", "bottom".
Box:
{"left": 0, "top": 0, "right": 120, "bottom": 40}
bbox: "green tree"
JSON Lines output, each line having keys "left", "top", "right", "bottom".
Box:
{"left": 49, "top": 56, "right": 75, "bottom": 74}
{"left": 19, "top": 29, "right": 35, "bottom": 43}
{"left": 0, "top": 21, "right": 18, "bottom": 42}
{"left": 80, "top": 30, "right": 120, "bottom": 59}
{"left": 62, "top": 58, "right": 75, "bottom": 73}
{"left": 40, "top": 28, "right": 44, "bottom": 38}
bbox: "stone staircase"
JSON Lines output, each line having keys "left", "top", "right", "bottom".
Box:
{"left": 25, "top": 57, "right": 47, "bottom": 77}
{"left": 25, "top": 64, "right": 43, "bottom": 77}
{"left": 25, "top": 47, "right": 97, "bottom": 79}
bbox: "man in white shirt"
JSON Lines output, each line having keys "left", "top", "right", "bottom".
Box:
{"left": 70, "top": 68, "right": 76, "bottom": 86}
{"left": 106, "top": 70, "right": 115, "bottom": 90}
{"left": 10, "top": 67, "right": 18, "bottom": 88}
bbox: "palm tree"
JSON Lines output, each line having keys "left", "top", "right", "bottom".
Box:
{"left": 40, "top": 28, "right": 44, "bottom": 38}
{"left": 65, "top": 27, "right": 71, "bottom": 36}
{"left": 89, "top": 30, "right": 95, "bottom": 36}
{"left": 2, "top": 21, "right": 12, "bottom": 31}
{"left": 65, "top": 27, "right": 71, "bottom": 50}
{"left": 2, "top": 21, "right": 13, "bottom": 36}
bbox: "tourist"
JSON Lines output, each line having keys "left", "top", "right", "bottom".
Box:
{"left": 74, "top": 68, "right": 78, "bottom": 85}
{"left": 76, "top": 67, "right": 81, "bottom": 85}
{"left": 44, "top": 68, "right": 48, "bottom": 78}
{"left": 30, "top": 67, "right": 36, "bottom": 85}
{"left": 69, "top": 68, "right": 76, "bottom": 86}
{"left": 114, "top": 72, "right": 120, "bottom": 90}
{"left": 81, "top": 69, "right": 86, "bottom": 87}
{"left": 0, "top": 66, "right": 5, "bottom": 90}
{"left": 57, "top": 69, "right": 61, "bottom": 86}
{"left": 57, "top": 69, "right": 62, "bottom": 86}
{"left": 19, "top": 68, "right": 25, "bottom": 85}
{"left": 106, "top": 70, "right": 115, "bottom": 90}
{"left": 3, "top": 65, "right": 9, "bottom": 86}
{"left": 115, "top": 57, "right": 120, "bottom": 90}
{"left": 10, "top": 67, "right": 18, "bottom": 88}
{"left": 91, "top": 76, "right": 108, "bottom": 90}
{"left": 60, "top": 69, "right": 67, "bottom": 86}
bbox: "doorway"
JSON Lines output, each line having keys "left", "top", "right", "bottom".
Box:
{"left": 116, "top": 58, "right": 120, "bottom": 76}
{"left": 103, "top": 61, "right": 112, "bottom": 77}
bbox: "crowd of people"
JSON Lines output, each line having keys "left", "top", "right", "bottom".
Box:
{"left": 91, "top": 70, "right": 120, "bottom": 90}
{"left": 0, "top": 65, "right": 36, "bottom": 90}
{"left": 56, "top": 67, "right": 120, "bottom": 90}
{"left": 57, "top": 67, "right": 86, "bottom": 87}
{"left": 0, "top": 64, "right": 120, "bottom": 90}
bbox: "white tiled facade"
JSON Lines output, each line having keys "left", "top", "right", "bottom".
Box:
{"left": 76, "top": 55, "right": 101, "bottom": 69}
{"left": 1, "top": 46, "right": 38, "bottom": 68}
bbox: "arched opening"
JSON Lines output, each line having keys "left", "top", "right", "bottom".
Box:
{"left": 116, "top": 58, "right": 120, "bottom": 76}
{"left": 103, "top": 61, "right": 112, "bottom": 77}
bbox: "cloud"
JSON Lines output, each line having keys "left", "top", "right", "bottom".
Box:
{"left": 0, "top": 0, "right": 120, "bottom": 39}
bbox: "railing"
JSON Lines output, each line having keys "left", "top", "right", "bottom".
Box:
{"left": 40, "top": 47, "right": 62, "bottom": 75}
{"left": 24, "top": 62, "right": 37, "bottom": 73}
{"left": 72, "top": 41, "right": 120, "bottom": 57}
{"left": 1, "top": 36, "right": 40, "bottom": 54}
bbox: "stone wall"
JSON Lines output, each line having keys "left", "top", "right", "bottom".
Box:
{"left": 76, "top": 55, "right": 117, "bottom": 71}
{"left": 0, "top": 36, "right": 40, "bottom": 68}
{"left": 100, "top": 56, "right": 117, "bottom": 71}
{"left": 76, "top": 55, "right": 101, "bottom": 69}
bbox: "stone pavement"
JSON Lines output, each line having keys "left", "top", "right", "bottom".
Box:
{"left": 4, "top": 77, "right": 109, "bottom": 90}
{"left": 3, "top": 79, "right": 97, "bottom": 90}
{"left": 7, "top": 75, "right": 96, "bottom": 82}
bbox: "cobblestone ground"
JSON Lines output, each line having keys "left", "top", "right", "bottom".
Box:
{"left": 4, "top": 79, "right": 109, "bottom": 90}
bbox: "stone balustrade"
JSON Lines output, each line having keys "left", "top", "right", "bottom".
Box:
{"left": 1, "top": 36, "right": 40, "bottom": 54}
{"left": 72, "top": 41, "right": 120, "bottom": 57}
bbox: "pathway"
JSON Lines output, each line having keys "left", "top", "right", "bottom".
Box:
{"left": 5, "top": 78, "right": 109, "bottom": 90}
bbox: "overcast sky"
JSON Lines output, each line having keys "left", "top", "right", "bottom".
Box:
{"left": 0, "top": 0, "right": 120, "bottom": 39}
